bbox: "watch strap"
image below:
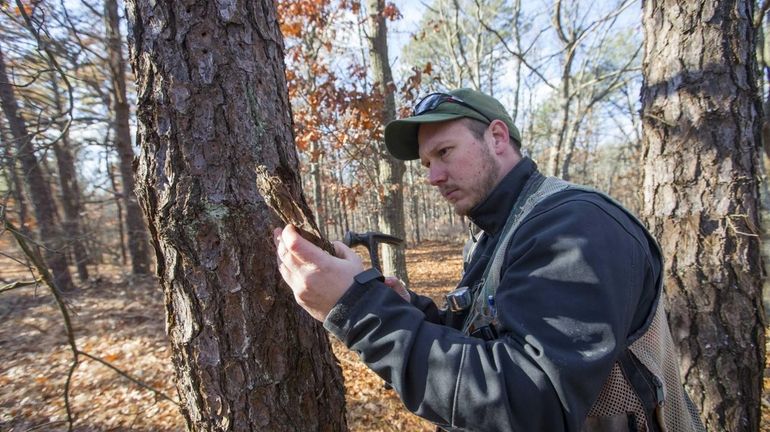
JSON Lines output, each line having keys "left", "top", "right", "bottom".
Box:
{"left": 353, "top": 268, "right": 385, "bottom": 285}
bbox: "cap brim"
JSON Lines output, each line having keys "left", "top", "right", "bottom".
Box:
{"left": 384, "top": 113, "right": 465, "bottom": 160}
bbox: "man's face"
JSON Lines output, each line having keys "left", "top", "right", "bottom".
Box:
{"left": 418, "top": 119, "right": 501, "bottom": 216}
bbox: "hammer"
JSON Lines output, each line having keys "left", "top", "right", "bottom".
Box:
{"left": 342, "top": 231, "right": 404, "bottom": 272}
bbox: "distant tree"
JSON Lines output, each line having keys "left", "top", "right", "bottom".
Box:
{"left": 0, "top": 43, "right": 75, "bottom": 292}
{"left": 0, "top": 114, "right": 30, "bottom": 231}
{"left": 125, "top": 0, "right": 348, "bottom": 430}
{"left": 755, "top": 1, "right": 770, "bottom": 159}
{"left": 278, "top": 0, "right": 348, "bottom": 240}
{"left": 641, "top": 0, "right": 764, "bottom": 430}
{"left": 403, "top": 0, "right": 513, "bottom": 94}
{"left": 104, "top": 0, "right": 151, "bottom": 274}
{"left": 366, "top": 0, "right": 409, "bottom": 283}
{"left": 543, "top": 0, "right": 640, "bottom": 180}
{"left": 48, "top": 65, "right": 90, "bottom": 281}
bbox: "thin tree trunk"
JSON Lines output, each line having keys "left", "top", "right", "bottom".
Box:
{"left": 510, "top": 0, "right": 523, "bottom": 124}
{"left": 105, "top": 0, "right": 150, "bottom": 274}
{"left": 1, "top": 124, "right": 29, "bottom": 231}
{"left": 641, "top": 1, "right": 764, "bottom": 430}
{"left": 106, "top": 159, "right": 128, "bottom": 266}
{"left": 560, "top": 107, "right": 586, "bottom": 182}
{"left": 50, "top": 75, "right": 90, "bottom": 281}
{"left": 309, "top": 141, "right": 326, "bottom": 239}
{"left": 0, "top": 45, "right": 74, "bottom": 292}
{"left": 366, "top": 0, "right": 409, "bottom": 283}
{"left": 408, "top": 162, "right": 421, "bottom": 244}
{"left": 125, "top": 1, "right": 348, "bottom": 430}
{"left": 761, "top": 19, "right": 770, "bottom": 159}
{"left": 549, "top": 43, "right": 576, "bottom": 177}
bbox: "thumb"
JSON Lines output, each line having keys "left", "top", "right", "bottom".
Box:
{"left": 281, "top": 224, "right": 325, "bottom": 264}
{"left": 332, "top": 241, "right": 360, "bottom": 261}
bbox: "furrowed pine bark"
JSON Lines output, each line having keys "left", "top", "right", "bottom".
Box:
{"left": 125, "top": 1, "right": 347, "bottom": 431}
{"left": 366, "top": 0, "right": 409, "bottom": 284}
{"left": 641, "top": 0, "right": 765, "bottom": 430}
{"left": 105, "top": 0, "right": 151, "bottom": 274}
{"left": 0, "top": 45, "right": 75, "bottom": 292}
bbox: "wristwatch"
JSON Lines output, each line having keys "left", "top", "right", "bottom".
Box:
{"left": 353, "top": 268, "right": 385, "bottom": 285}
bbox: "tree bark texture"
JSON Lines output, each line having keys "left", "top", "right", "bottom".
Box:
{"left": 641, "top": 1, "right": 764, "bottom": 430}
{"left": 125, "top": 1, "right": 348, "bottom": 431}
{"left": 105, "top": 0, "right": 151, "bottom": 275}
{"left": 366, "top": 0, "right": 409, "bottom": 284}
{"left": 0, "top": 45, "right": 75, "bottom": 292}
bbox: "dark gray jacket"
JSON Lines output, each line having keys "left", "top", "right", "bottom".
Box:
{"left": 324, "top": 158, "right": 660, "bottom": 431}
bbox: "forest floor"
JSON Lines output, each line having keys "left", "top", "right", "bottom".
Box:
{"left": 0, "top": 241, "right": 457, "bottom": 431}
{"left": 0, "top": 239, "right": 769, "bottom": 431}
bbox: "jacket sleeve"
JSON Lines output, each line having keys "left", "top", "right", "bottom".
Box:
{"left": 324, "top": 198, "right": 654, "bottom": 432}
{"left": 407, "top": 290, "right": 445, "bottom": 324}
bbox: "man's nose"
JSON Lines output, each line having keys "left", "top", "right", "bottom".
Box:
{"left": 427, "top": 165, "right": 447, "bottom": 186}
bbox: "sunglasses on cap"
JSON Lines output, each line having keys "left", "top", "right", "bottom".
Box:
{"left": 412, "top": 92, "right": 493, "bottom": 123}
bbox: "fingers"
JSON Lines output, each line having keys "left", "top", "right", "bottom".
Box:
{"left": 332, "top": 241, "right": 358, "bottom": 261}
{"left": 383, "top": 276, "right": 409, "bottom": 302}
{"left": 272, "top": 225, "right": 363, "bottom": 322}
{"left": 274, "top": 226, "right": 311, "bottom": 288}
{"left": 279, "top": 224, "right": 326, "bottom": 265}
{"left": 383, "top": 276, "right": 402, "bottom": 289}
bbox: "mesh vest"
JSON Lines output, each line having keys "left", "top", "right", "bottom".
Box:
{"left": 461, "top": 174, "right": 705, "bottom": 432}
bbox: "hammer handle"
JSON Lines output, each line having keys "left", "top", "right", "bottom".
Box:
{"left": 370, "top": 249, "right": 381, "bottom": 272}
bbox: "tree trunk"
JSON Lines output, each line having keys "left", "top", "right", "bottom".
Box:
{"left": 0, "top": 45, "right": 75, "bottom": 292}
{"left": 366, "top": 0, "right": 409, "bottom": 283}
{"left": 408, "top": 162, "right": 421, "bottom": 244}
{"left": 105, "top": 0, "right": 150, "bottom": 274}
{"left": 510, "top": 0, "right": 523, "bottom": 124}
{"left": 107, "top": 161, "right": 128, "bottom": 265}
{"left": 640, "top": 1, "right": 764, "bottom": 430}
{"left": 125, "top": 1, "right": 348, "bottom": 430}
{"left": 50, "top": 75, "right": 90, "bottom": 281}
{"left": 761, "top": 19, "right": 770, "bottom": 159}
{"left": 309, "top": 141, "right": 327, "bottom": 239}
{"left": 0, "top": 125, "right": 30, "bottom": 231}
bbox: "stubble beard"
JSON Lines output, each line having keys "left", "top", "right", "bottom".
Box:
{"left": 453, "top": 144, "right": 501, "bottom": 216}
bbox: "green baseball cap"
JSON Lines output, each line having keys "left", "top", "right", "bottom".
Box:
{"left": 384, "top": 88, "right": 521, "bottom": 160}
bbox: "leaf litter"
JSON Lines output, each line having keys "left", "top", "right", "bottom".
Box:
{"left": 0, "top": 241, "right": 460, "bottom": 431}
{"left": 2, "top": 241, "right": 764, "bottom": 431}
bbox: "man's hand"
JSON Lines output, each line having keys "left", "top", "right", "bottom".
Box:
{"left": 384, "top": 276, "right": 410, "bottom": 302}
{"left": 274, "top": 224, "right": 364, "bottom": 322}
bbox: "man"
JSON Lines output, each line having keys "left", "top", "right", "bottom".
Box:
{"left": 274, "top": 89, "right": 703, "bottom": 431}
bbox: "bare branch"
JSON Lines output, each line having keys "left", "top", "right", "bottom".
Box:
{"left": 79, "top": 351, "right": 180, "bottom": 405}
{"left": 0, "top": 278, "right": 41, "bottom": 294}
{"left": 14, "top": 0, "right": 75, "bottom": 150}
{"left": 5, "top": 219, "right": 181, "bottom": 431}
{"left": 755, "top": 0, "right": 770, "bottom": 29}
{"left": 473, "top": 0, "right": 556, "bottom": 89}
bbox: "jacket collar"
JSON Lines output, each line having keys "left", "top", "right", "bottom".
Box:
{"left": 467, "top": 157, "right": 538, "bottom": 235}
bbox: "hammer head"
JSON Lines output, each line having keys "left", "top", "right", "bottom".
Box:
{"left": 342, "top": 231, "right": 404, "bottom": 272}
{"left": 343, "top": 231, "right": 404, "bottom": 248}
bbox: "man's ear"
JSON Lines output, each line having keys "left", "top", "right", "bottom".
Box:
{"left": 489, "top": 120, "right": 510, "bottom": 154}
